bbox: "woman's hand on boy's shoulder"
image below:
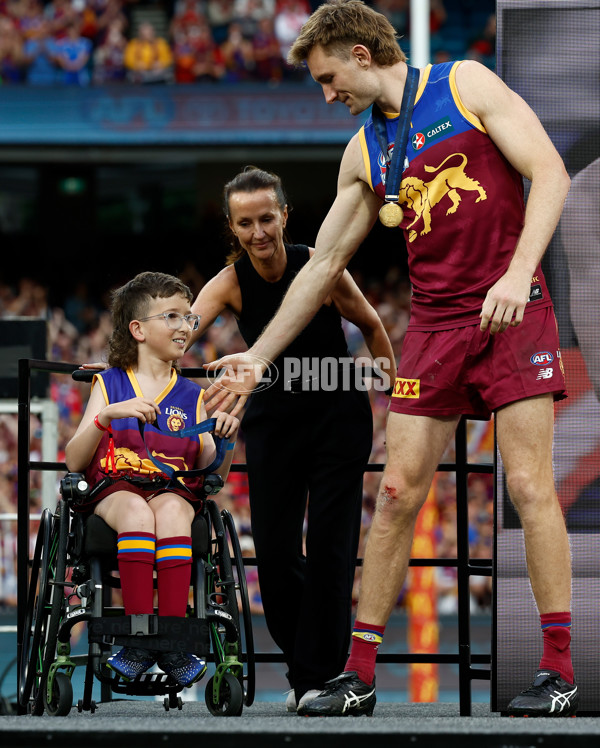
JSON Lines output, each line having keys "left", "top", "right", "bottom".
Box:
{"left": 79, "top": 361, "right": 108, "bottom": 370}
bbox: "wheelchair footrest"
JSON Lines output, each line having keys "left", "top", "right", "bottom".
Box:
{"left": 88, "top": 615, "right": 210, "bottom": 656}
{"left": 111, "top": 672, "right": 181, "bottom": 696}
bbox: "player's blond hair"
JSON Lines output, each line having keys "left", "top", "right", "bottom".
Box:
{"left": 288, "top": 0, "right": 406, "bottom": 68}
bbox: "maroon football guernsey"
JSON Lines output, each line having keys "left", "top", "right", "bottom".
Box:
{"left": 359, "top": 61, "right": 553, "bottom": 330}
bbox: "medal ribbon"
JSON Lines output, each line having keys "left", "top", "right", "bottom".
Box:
{"left": 372, "top": 65, "right": 419, "bottom": 203}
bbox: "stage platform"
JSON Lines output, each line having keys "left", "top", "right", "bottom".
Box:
{"left": 1, "top": 700, "right": 599, "bottom": 748}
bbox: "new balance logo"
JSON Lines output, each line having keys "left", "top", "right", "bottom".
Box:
{"left": 550, "top": 686, "right": 577, "bottom": 714}
{"left": 536, "top": 367, "right": 554, "bottom": 380}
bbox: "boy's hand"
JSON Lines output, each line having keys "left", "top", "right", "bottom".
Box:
{"left": 212, "top": 410, "right": 240, "bottom": 440}
{"left": 101, "top": 397, "right": 161, "bottom": 425}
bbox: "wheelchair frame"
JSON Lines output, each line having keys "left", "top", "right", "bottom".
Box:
{"left": 17, "top": 366, "right": 256, "bottom": 717}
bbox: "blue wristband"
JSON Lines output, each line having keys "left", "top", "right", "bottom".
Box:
{"left": 226, "top": 441, "right": 236, "bottom": 451}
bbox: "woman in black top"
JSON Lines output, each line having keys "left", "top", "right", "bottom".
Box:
{"left": 189, "top": 166, "right": 395, "bottom": 711}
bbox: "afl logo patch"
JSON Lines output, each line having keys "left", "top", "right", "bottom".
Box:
{"left": 530, "top": 351, "right": 554, "bottom": 366}
{"left": 412, "top": 132, "right": 425, "bottom": 150}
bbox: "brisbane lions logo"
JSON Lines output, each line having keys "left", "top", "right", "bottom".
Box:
{"left": 167, "top": 413, "right": 185, "bottom": 431}
{"left": 399, "top": 153, "right": 487, "bottom": 243}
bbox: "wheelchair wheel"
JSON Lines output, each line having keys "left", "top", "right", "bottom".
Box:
{"left": 18, "top": 500, "right": 70, "bottom": 715}
{"left": 18, "top": 508, "right": 50, "bottom": 710}
{"left": 206, "top": 501, "right": 255, "bottom": 709}
{"left": 45, "top": 672, "right": 73, "bottom": 717}
{"left": 221, "top": 509, "right": 255, "bottom": 707}
{"left": 204, "top": 672, "right": 243, "bottom": 716}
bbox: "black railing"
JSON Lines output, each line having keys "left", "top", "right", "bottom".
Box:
{"left": 16, "top": 359, "right": 493, "bottom": 716}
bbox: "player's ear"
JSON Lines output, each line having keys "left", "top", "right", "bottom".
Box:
{"left": 352, "top": 44, "right": 371, "bottom": 68}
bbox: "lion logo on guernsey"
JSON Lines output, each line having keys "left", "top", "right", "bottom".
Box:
{"left": 399, "top": 153, "right": 487, "bottom": 243}
{"left": 166, "top": 408, "right": 187, "bottom": 431}
{"left": 392, "top": 378, "right": 420, "bottom": 398}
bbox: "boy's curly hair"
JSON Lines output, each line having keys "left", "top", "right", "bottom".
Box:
{"left": 108, "top": 271, "right": 193, "bottom": 370}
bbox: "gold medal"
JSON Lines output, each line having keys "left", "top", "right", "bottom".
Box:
{"left": 379, "top": 201, "right": 403, "bottom": 228}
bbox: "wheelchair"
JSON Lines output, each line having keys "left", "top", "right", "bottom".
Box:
{"left": 17, "top": 426, "right": 256, "bottom": 717}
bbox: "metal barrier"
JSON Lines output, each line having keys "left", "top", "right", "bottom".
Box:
{"left": 16, "top": 359, "right": 493, "bottom": 716}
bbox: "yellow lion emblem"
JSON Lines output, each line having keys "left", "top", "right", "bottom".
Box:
{"left": 400, "top": 153, "right": 487, "bottom": 242}
{"left": 102, "top": 447, "right": 188, "bottom": 475}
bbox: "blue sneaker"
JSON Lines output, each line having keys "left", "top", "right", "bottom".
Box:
{"left": 158, "top": 651, "right": 207, "bottom": 687}
{"left": 107, "top": 647, "right": 155, "bottom": 681}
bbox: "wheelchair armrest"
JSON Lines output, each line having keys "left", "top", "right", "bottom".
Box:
{"left": 60, "top": 472, "right": 93, "bottom": 505}
{"left": 203, "top": 474, "right": 224, "bottom": 496}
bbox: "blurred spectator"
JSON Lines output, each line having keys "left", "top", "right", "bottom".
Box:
{"left": 77, "top": 0, "right": 100, "bottom": 42}
{"left": 251, "top": 16, "right": 282, "bottom": 84}
{"left": 170, "top": 0, "right": 207, "bottom": 39}
{"left": 273, "top": 0, "right": 309, "bottom": 65}
{"left": 372, "top": 0, "right": 408, "bottom": 36}
{"left": 233, "top": 0, "right": 274, "bottom": 39}
{"left": 94, "top": 0, "right": 129, "bottom": 46}
{"left": 92, "top": 17, "right": 127, "bottom": 83}
{"left": 0, "top": 15, "right": 24, "bottom": 82}
{"left": 238, "top": 534, "right": 263, "bottom": 614}
{"left": 4, "top": 277, "right": 49, "bottom": 318}
{"left": 219, "top": 21, "right": 253, "bottom": 81}
{"left": 206, "top": 0, "right": 235, "bottom": 45}
{"left": 124, "top": 20, "right": 174, "bottom": 84}
{"left": 53, "top": 18, "right": 93, "bottom": 86}
{"left": 21, "top": 17, "right": 59, "bottom": 85}
{"left": 429, "top": 0, "right": 447, "bottom": 34}
{"left": 172, "top": 21, "right": 224, "bottom": 83}
{"left": 15, "top": 0, "right": 47, "bottom": 40}
{"left": 466, "top": 12, "right": 496, "bottom": 69}
{"left": 43, "top": 0, "right": 77, "bottom": 39}
{"left": 63, "top": 280, "right": 100, "bottom": 334}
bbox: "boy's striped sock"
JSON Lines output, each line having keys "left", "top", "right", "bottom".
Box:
{"left": 117, "top": 531, "right": 156, "bottom": 614}
{"left": 156, "top": 536, "right": 193, "bottom": 617}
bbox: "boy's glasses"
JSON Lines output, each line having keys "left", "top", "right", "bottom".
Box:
{"left": 138, "top": 312, "right": 201, "bottom": 331}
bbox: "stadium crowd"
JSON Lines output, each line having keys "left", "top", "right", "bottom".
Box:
{"left": 0, "top": 269, "right": 494, "bottom": 615}
{"left": 0, "top": 0, "right": 496, "bottom": 86}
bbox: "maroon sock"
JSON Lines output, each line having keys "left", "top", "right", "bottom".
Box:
{"left": 117, "top": 531, "right": 156, "bottom": 615}
{"left": 156, "top": 536, "right": 192, "bottom": 617}
{"left": 344, "top": 620, "right": 385, "bottom": 685}
{"left": 539, "top": 612, "right": 574, "bottom": 684}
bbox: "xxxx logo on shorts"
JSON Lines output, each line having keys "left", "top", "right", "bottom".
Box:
{"left": 392, "top": 378, "right": 420, "bottom": 398}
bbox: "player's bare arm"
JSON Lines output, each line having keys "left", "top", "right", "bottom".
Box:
{"left": 455, "top": 61, "right": 570, "bottom": 334}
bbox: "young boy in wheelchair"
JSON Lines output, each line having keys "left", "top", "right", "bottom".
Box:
{"left": 65, "top": 271, "right": 239, "bottom": 688}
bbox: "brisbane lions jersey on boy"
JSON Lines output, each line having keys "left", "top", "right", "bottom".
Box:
{"left": 86, "top": 367, "right": 206, "bottom": 493}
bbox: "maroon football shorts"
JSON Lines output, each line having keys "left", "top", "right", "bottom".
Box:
{"left": 389, "top": 306, "right": 567, "bottom": 419}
